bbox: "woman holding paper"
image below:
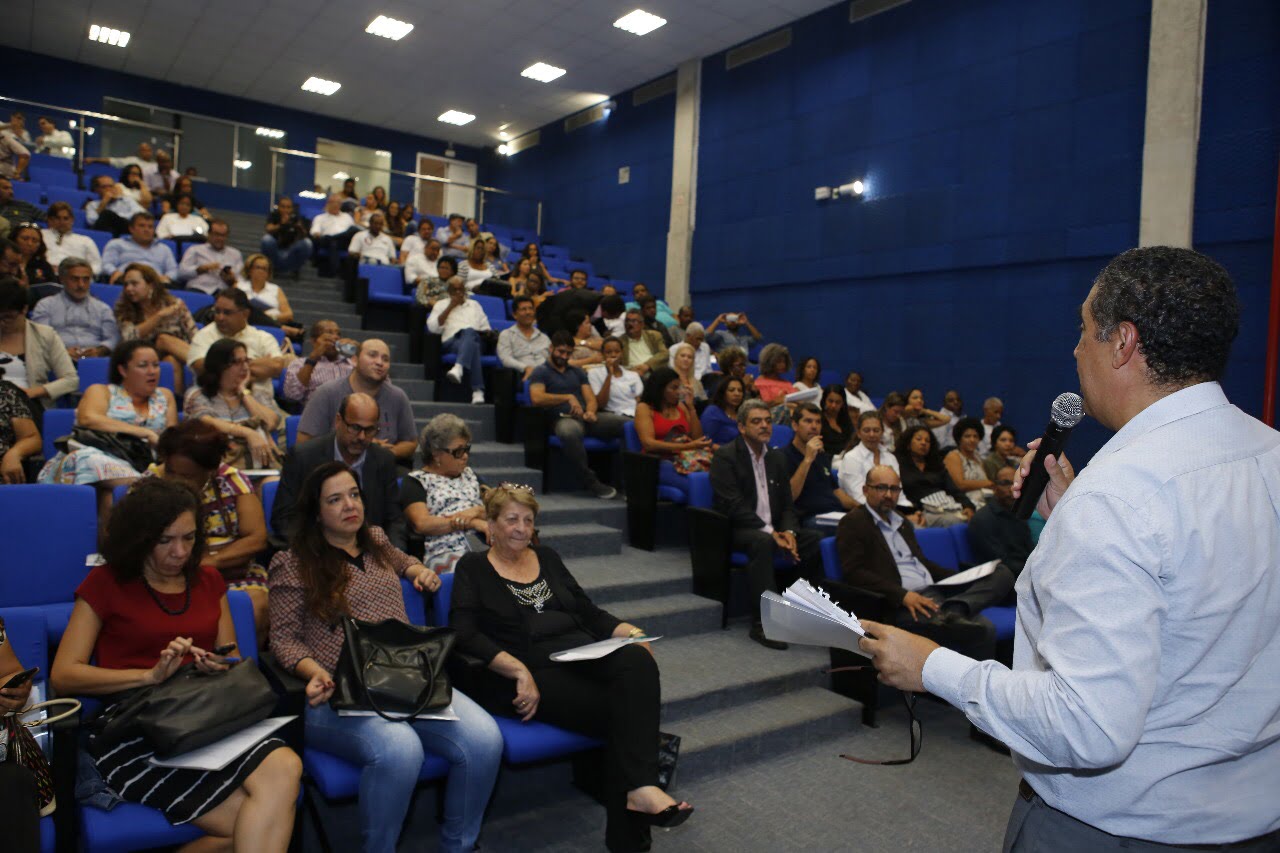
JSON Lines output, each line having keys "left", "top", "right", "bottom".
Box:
{"left": 51, "top": 478, "right": 301, "bottom": 847}
{"left": 452, "top": 484, "right": 694, "bottom": 852}
{"left": 269, "top": 462, "right": 502, "bottom": 853}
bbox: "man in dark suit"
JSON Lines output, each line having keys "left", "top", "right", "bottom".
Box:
{"left": 835, "top": 465, "right": 1013, "bottom": 660}
{"left": 709, "top": 399, "right": 824, "bottom": 649}
{"left": 272, "top": 391, "right": 406, "bottom": 548}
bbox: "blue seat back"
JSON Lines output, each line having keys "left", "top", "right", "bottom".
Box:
{"left": 226, "top": 589, "right": 258, "bottom": 655}
{"left": 286, "top": 415, "right": 300, "bottom": 448}
{"left": 261, "top": 480, "right": 278, "bottom": 535}
{"left": 12, "top": 182, "right": 44, "bottom": 205}
{"left": 86, "top": 230, "right": 112, "bottom": 252}
{"left": 769, "top": 424, "right": 793, "bottom": 449}
{"left": 41, "top": 408, "right": 75, "bottom": 459}
{"left": 915, "top": 527, "right": 959, "bottom": 570}
{"left": 89, "top": 283, "right": 123, "bottom": 306}
{"left": 622, "top": 420, "right": 642, "bottom": 453}
{"left": 171, "top": 289, "right": 213, "bottom": 315}
{"left": 473, "top": 294, "right": 506, "bottom": 323}
{"left": 0, "top": 608, "right": 50, "bottom": 680}
{"left": 29, "top": 166, "right": 78, "bottom": 188}
{"left": 362, "top": 264, "right": 404, "bottom": 300}
{"left": 0, "top": 485, "right": 97, "bottom": 607}
{"left": 158, "top": 238, "right": 179, "bottom": 257}
{"left": 78, "top": 357, "right": 174, "bottom": 393}
{"left": 687, "top": 471, "right": 713, "bottom": 509}
{"left": 433, "top": 572, "right": 455, "bottom": 626}
{"left": 819, "top": 536, "right": 841, "bottom": 581}
{"left": 400, "top": 577, "right": 427, "bottom": 626}
{"left": 949, "top": 523, "right": 975, "bottom": 565}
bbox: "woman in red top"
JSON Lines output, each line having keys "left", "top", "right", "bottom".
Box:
{"left": 753, "top": 343, "right": 798, "bottom": 407}
{"left": 51, "top": 478, "right": 300, "bottom": 845}
{"left": 634, "top": 367, "right": 713, "bottom": 481}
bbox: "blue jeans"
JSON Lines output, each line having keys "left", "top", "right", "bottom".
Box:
{"left": 305, "top": 691, "right": 503, "bottom": 853}
{"left": 443, "top": 328, "right": 485, "bottom": 390}
{"left": 261, "top": 234, "right": 313, "bottom": 273}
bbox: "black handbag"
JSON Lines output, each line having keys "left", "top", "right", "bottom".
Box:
{"left": 330, "top": 616, "right": 456, "bottom": 722}
{"left": 88, "top": 660, "right": 277, "bottom": 759}
{"left": 56, "top": 427, "right": 155, "bottom": 473}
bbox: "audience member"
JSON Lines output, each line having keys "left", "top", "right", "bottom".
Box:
{"left": 843, "top": 370, "right": 873, "bottom": 414}
{"left": 895, "top": 425, "right": 974, "bottom": 527}
{"left": 706, "top": 310, "right": 761, "bottom": 353}
{"left": 754, "top": 343, "right": 797, "bottom": 406}
{"left": 523, "top": 270, "right": 550, "bottom": 308}
{"left": 184, "top": 338, "right": 285, "bottom": 470}
{"left": 103, "top": 213, "right": 177, "bottom": 284}
{"left": 588, "top": 335, "right": 644, "bottom": 418}
{"left": 669, "top": 305, "right": 695, "bottom": 344}
{"left": 710, "top": 399, "right": 824, "bottom": 649}
{"left": 383, "top": 201, "right": 407, "bottom": 247}
{"left": 943, "top": 417, "right": 994, "bottom": 509}
{"left": 626, "top": 283, "right": 674, "bottom": 327}
{"left": 399, "top": 220, "right": 436, "bottom": 264}
{"left": 634, "top": 367, "right": 713, "bottom": 476}
{"left": 282, "top": 320, "right": 355, "bottom": 405}
{"left": 30, "top": 257, "right": 119, "bottom": 358}
{"left": 507, "top": 257, "right": 531, "bottom": 295}
{"left": 116, "top": 164, "right": 154, "bottom": 208}
{"left": 793, "top": 357, "right": 822, "bottom": 391}
{"left": 567, "top": 310, "right": 603, "bottom": 369}
{"left": 521, "top": 243, "right": 566, "bottom": 286}
{"left": 0, "top": 374, "right": 40, "bottom": 483}
{"left": 262, "top": 196, "right": 312, "bottom": 277}
{"left": 636, "top": 296, "right": 674, "bottom": 346}
{"left": 669, "top": 341, "right": 706, "bottom": 401}
{"left": 452, "top": 485, "right": 690, "bottom": 850}
{"left": 683, "top": 322, "right": 711, "bottom": 379}
{"left": 237, "top": 253, "right": 297, "bottom": 332}
{"left": 982, "top": 424, "right": 1021, "bottom": 480}
{"left": 619, "top": 309, "right": 667, "bottom": 376}
{"left": 428, "top": 277, "right": 491, "bottom": 405}
{"left": 348, "top": 212, "right": 398, "bottom": 265}
{"left": 716, "top": 346, "right": 757, "bottom": 399}
{"left": 700, "top": 375, "right": 745, "bottom": 445}
{"left": 85, "top": 174, "right": 146, "bottom": 236}
{"left": 353, "top": 194, "right": 380, "bottom": 229}
{"left": 834, "top": 465, "right": 1013, "bottom": 661}
{"left": 976, "top": 396, "right": 1006, "bottom": 456}
{"left": 903, "top": 388, "right": 953, "bottom": 435}
{"left": 0, "top": 177, "right": 43, "bottom": 228}
{"left": 967, "top": 465, "right": 1034, "bottom": 577}
{"left": 338, "top": 177, "right": 359, "bottom": 211}
{"left": 159, "top": 176, "right": 210, "bottom": 219}
{"left": 878, "top": 391, "right": 908, "bottom": 452}
{"left": 593, "top": 293, "right": 627, "bottom": 338}
{"left": 34, "top": 115, "right": 73, "bottom": 157}
{"left": 51, "top": 478, "right": 301, "bottom": 845}
{"left": 176, "top": 218, "right": 240, "bottom": 295}
{"left": 42, "top": 201, "right": 102, "bottom": 274}
{"left": 274, "top": 392, "right": 405, "bottom": 548}
{"left": 86, "top": 141, "right": 159, "bottom": 177}
{"left": 458, "top": 239, "right": 494, "bottom": 291}
{"left": 0, "top": 277, "right": 78, "bottom": 410}
{"left": 436, "top": 213, "right": 470, "bottom": 258}
{"left": 297, "top": 339, "right": 416, "bottom": 463}
{"left": 819, "top": 384, "right": 854, "bottom": 456}
{"left": 115, "top": 262, "right": 198, "bottom": 394}
{"left": 402, "top": 413, "right": 489, "bottom": 573}
{"left": 10, "top": 222, "right": 56, "bottom": 288}
{"left": 309, "top": 194, "right": 360, "bottom": 276}
{"left": 837, "top": 411, "right": 917, "bottom": 517}
{"left": 38, "top": 340, "right": 176, "bottom": 515}
{"left": 414, "top": 256, "right": 457, "bottom": 308}
{"left": 155, "top": 194, "right": 208, "bottom": 248}
{"left": 188, "top": 288, "right": 291, "bottom": 397}
{"left": 783, "top": 403, "right": 857, "bottom": 526}
{"left": 145, "top": 149, "right": 180, "bottom": 196}
{"left": 271, "top": 462, "right": 503, "bottom": 853}
{"left": 151, "top": 419, "right": 271, "bottom": 627}
{"left": 497, "top": 295, "right": 550, "bottom": 382}
{"left": 3, "top": 112, "right": 32, "bottom": 145}
{"left": 529, "top": 331, "right": 622, "bottom": 499}
{"left": 0, "top": 130, "right": 29, "bottom": 181}
{"left": 483, "top": 235, "right": 509, "bottom": 276}
{"left": 933, "top": 389, "right": 966, "bottom": 449}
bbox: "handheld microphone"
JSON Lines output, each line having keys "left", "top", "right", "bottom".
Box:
{"left": 1012, "top": 392, "right": 1084, "bottom": 520}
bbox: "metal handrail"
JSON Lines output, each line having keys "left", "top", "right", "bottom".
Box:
{"left": 0, "top": 94, "right": 184, "bottom": 172}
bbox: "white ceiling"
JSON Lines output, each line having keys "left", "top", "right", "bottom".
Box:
{"left": 0, "top": 0, "right": 839, "bottom": 149}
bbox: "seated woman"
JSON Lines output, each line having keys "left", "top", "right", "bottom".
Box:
{"left": 523, "top": 270, "right": 550, "bottom": 308}
{"left": 11, "top": 222, "right": 56, "bottom": 289}
{"left": 416, "top": 257, "right": 457, "bottom": 310}
{"left": 484, "top": 235, "right": 509, "bottom": 277}
{"left": 714, "top": 346, "right": 757, "bottom": 400}
{"left": 118, "top": 164, "right": 153, "bottom": 208}
{"left": 521, "top": 242, "right": 566, "bottom": 286}
{"left": 160, "top": 176, "right": 210, "bottom": 219}
{"left": 700, "top": 375, "right": 745, "bottom": 445}
{"left": 983, "top": 424, "right": 1021, "bottom": 480}
{"left": 152, "top": 419, "right": 271, "bottom": 631}
{"left": 894, "top": 425, "right": 974, "bottom": 528}
{"left": 270, "top": 462, "right": 502, "bottom": 853}
{"left": 793, "top": 356, "right": 822, "bottom": 391}
{"left": 0, "top": 279, "right": 78, "bottom": 411}
{"left": 0, "top": 612, "right": 41, "bottom": 848}
{"left": 635, "top": 367, "right": 713, "bottom": 479}
{"left": 457, "top": 240, "right": 493, "bottom": 292}
{"left": 837, "top": 411, "right": 910, "bottom": 513}
{"left": 401, "top": 413, "right": 490, "bottom": 574}
{"left": 903, "top": 387, "right": 953, "bottom": 432}
{"left": 668, "top": 342, "right": 706, "bottom": 402}
{"left": 183, "top": 338, "right": 284, "bottom": 471}
{"left": 453, "top": 485, "right": 693, "bottom": 852}
{"left": 51, "top": 478, "right": 301, "bottom": 846}
{"left": 820, "top": 383, "right": 854, "bottom": 457}
{"left": 384, "top": 201, "right": 406, "bottom": 247}
{"left": 753, "top": 343, "right": 796, "bottom": 407}
{"left": 116, "top": 262, "right": 198, "bottom": 397}
{"left": 878, "top": 391, "right": 908, "bottom": 452}
{"left": 943, "top": 417, "right": 994, "bottom": 509}
{"left": 567, "top": 310, "right": 603, "bottom": 369}
{"left": 507, "top": 258, "right": 531, "bottom": 294}
{"left": 155, "top": 194, "right": 209, "bottom": 252}
{"left": 0, "top": 373, "right": 41, "bottom": 483}
{"left": 236, "top": 253, "right": 299, "bottom": 335}
{"left": 39, "top": 339, "right": 177, "bottom": 517}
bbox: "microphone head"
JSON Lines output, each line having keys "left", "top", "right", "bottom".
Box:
{"left": 1050, "top": 392, "right": 1085, "bottom": 429}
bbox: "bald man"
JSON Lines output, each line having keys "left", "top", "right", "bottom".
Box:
{"left": 296, "top": 338, "right": 417, "bottom": 462}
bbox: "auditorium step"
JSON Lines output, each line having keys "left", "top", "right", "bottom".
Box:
{"left": 526, "top": 522, "right": 622, "bottom": 559}
{"left": 529, "top": 493, "right": 627, "bottom": 532}
{"left": 607, "top": 592, "right": 722, "bottom": 637}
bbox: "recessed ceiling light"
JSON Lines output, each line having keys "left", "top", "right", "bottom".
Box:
{"left": 88, "top": 24, "right": 131, "bottom": 47}
{"left": 499, "top": 131, "right": 509, "bottom": 139}
{"left": 438, "top": 110, "right": 475, "bottom": 126}
{"left": 234, "top": 160, "right": 252, "bottom": 170}
{"left": 521, "top": 62, "right": 566, "bottom": 83}
{"left": 498, "top": 144, "right": 511, "bottom": 156}
{"left": 255, "top": 127, "right": 285, "bottom": 138}
{"left": 498, "top": 123, "right": 510, "bottom": 131}
{"left": 614, "top": 10, "right": 666, "bottom": 36}
{"left": 298, "top": 190, "right": 326, "bottom": 199}
{"left": 375, "top": 150, "right": 391, "bottom": 157}
{"left": 301, "top": 77, "right": 341, "bottom": 96}
{"left": 332, "top": 171, "right": 351, "bottom": 180}
{"left": 365, "top": 15, "right": 414, "bottom": 40}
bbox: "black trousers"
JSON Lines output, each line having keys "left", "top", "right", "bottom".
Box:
{"left": 471, "top": 644, "right": 661, "bottom": 851}
{"left": 0, "top": 761, "right": 41, "bottom": 853}
{"left": 311, "top": 227, "right": 360, "bottom": 275}
{"left": 894, "top": 564, "right": 1016, "bottom": 660}
{"left": 91, "top": 209, "right": 131, "bottom": 237}
{"left": 729, "top": 526, "right": 825, "bottom": 620}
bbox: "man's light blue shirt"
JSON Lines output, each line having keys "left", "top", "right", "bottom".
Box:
{"left": 866, "top": 506, "right": 932, "bottom": 591}
{"left": 29, "top": 291, "right": 119, "bottom": 350}
{"left": 101, "top": 237, "right": 177, "bottom": 279}
{"left": 923, "top": 382, "right": 1280, "bottom": 844}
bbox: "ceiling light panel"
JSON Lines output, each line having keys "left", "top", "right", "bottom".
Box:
{"left": 613, "top": 10, "right": 667, "bottom": 36}
{"left": 301, "top": 77, "right": 341, "bottom": 96}
{"left": 255, "top": 127, "right": 284, "bottom": 138}
{"left": 438, "top": 110, "right": 475, "bottom": 126}
{"left": 521, "top": 62, "right": 566, "bottom": 83}
{"left": 88, "top": 25, "right": 131, "bottom": 47}
{"left": 365, "top": 15, "right": 414, "bottom": 40}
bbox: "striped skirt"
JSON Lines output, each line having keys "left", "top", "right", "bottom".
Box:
{"left": 93, "top": 735, "right": 286, "bottom": 824}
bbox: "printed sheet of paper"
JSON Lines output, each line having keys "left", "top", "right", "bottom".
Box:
{"left": 761, "top": 593, "right": 870, "bottom": 657}
{"left": 550, "top": 636, "right": 661, "bottom": 662}
{"left": 933, "top": 559, "right": 1000, "bottom": 586}
{"left": 338, "top": 705, "right": 461, "bottom": 721}
{"left": 149, "top": 716, "right": 296, "bottom": 771}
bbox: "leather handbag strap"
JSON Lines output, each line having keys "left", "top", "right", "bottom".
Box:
{"left": 11, "top": 698, "right": 82, "bottom": 728}
{"left": 358, "top": 648, "right": 441, "bottom": 723}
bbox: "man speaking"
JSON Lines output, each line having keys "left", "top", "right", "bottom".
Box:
{"left": 861, "top": 247, "right": 1280, "bottom": 851}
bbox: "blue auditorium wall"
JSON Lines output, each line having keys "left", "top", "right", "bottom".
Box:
{"left": 483, "top": 82, "right": 676, "bottom": 289}
{"left": 692, "top": 0, "right": 1154, "bottom": 458}
{"left": 5, "top": 47, "right": 480, "bottom": 214}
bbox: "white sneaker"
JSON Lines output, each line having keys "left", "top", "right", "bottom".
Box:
{"left": 446, "top": 364, "right": 464, "bottom": 384}
{"left": 471, "top": 390, "right": 485, "bottom": 405}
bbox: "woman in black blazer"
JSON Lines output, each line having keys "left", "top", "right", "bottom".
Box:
{"left": 451, "top": 485, "right": 693, "bottom": 852}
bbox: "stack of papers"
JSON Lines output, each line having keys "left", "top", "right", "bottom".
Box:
{"left": 762, "top": 579, "right": 869, "bottom": 657}
{"left": 934, "top": 559, "right": 1000, "bottom": 586}
{"left": 550, "top": 635, "right": 661, "bottom": 662}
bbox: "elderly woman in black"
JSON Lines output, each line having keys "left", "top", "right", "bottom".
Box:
{"left": 452, "top": 485, "right": 693, "bottom": 852}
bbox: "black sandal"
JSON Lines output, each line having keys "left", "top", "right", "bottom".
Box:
{"left": 626, "top": 804, "right": 694, "bottom": 828}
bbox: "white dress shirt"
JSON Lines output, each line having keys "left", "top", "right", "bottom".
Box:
{"left": 42, "top": 229, "right": 103, "bottom": 275}
{"left": 310, "top": 211, "right": 356, "bottom": 238}
{"left": 844, "top": 388, "right": 874, "bottom": 413}
{"left": 427, "top": 298, "right": 490, "bottom": 343}
{"left": 348, "top": 231, "right": 397, "bottom": 265}
{"left": 156, "top": 212, "right": 208, "bottom": 239}
{"left": 922, "top": 382, "right": 1280, "bottom": 844}
{"left": 404, "top": 253, "right": 444, "bottom": 286}
{"left": 587, "top": 365, "right": 644, "bottom": 417}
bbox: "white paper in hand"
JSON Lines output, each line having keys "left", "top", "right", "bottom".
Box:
{"left": 550, "top": 636, "right": 660, "bottom": 662}
{"left": 933, "top": 559, "right": 1000, "bottom": 586}
{"left": 148, "top": 716, "right": 296, "bottom": 771}
{"left": 782, "top": 579, "right": 864, "bottom": 635}
{"left": 760, "top": 592, "right": 869, "bottom": 657}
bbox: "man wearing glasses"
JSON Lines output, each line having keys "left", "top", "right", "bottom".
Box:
{"left": 273, "top": 391, "right": 405, "bottom": 548}
{"left": 966, "top": 465, "right": 1034, "bottom": 577}
{"left": 188, "top": 288, "right": 291, "bottom": 397}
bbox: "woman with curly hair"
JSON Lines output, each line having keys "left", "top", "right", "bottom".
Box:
{"left": 115, "top": 262, "right": 198, "bottom": 395}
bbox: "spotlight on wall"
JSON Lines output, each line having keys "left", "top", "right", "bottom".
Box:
{"left": 497, "top": 144, "right": 511, "bottom": 156}
{"left": 234, "top": 160, "right": 252, "bottom": 170}
{"left": 817, "top": 178, "right": 867, "bottom": 203}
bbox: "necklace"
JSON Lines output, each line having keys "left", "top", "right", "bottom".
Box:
{"left": 143, "top": 574, "right": 191, "bottom": 616}
{"left": 506, "top": 578, "right": 552, "bottom": 613}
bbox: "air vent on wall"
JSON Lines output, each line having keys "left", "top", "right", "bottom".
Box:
{"left": 725, "top": 27, "right": 792, "bottom": 71}
{"left": 850, "top": 0, "right": 910, "bottom": 24}
{"left": 564, "top": 102, "right": 610, "bottom": 133}
{"left": 633, "top": 73, "right": 677, "bottom": 106}
{"left": 507, "top": 130, "right": 540, "bottom": 155}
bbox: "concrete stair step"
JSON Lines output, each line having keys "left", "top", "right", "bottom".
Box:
{"left": 390, "top": 361, "right": 423, "bottom": 381}
{"left": 468, "top": 465, "right": 541, "bottom": 491}
{"left": 467, "top": 441, "right": 526, "bottom": 468}
{"left": 606, "top": 593, "right": 722, "bottom": 638}
{"left": 526, "top": 522, "right": 621, "bottom": 558}
{"left": 393, "top": 378, "right": 433, "bottom": 400}
{"left": 566, "top": 548, "right": 689, "bottom": 604}
{"left": 528, "top": 493, "right": 627, "bottom": 532}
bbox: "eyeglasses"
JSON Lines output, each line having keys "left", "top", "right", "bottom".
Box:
{"left": 499, "top": 482, "right": 534, "bottom": 492}
{"left": 865, "top": 484, "right": 903, "bottom": 495}
{"left": 340, "top": 419, "right": 379, "bottom": 437}
{"left": 447, "top": 444, "right": 472, "bottom": 459}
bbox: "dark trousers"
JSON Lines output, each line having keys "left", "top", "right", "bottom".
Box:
{"left": 552, "top": 412, "right": 626, "bottom": 486}
{"left": 729, "top": 526, "right": 825, "bottom": 621}
{"left": 0, "top": 761, "right": 41, "bottom": 853}
{"left": 471, "top": 644, "right": 661, "bottom": 851}
{"left": 91, "top": 209, "right": 131, "bottom": 237}
{"left": 312, "top": 227, "right": 360, "bottom": 276}
{"left": 894, "top": 565, "right": 1016, "bottom": 661}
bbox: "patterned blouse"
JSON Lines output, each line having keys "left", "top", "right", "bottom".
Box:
{"left": 401, "top": 467, "right": 483, "bottom": 567}
{"left": 116, "top": 297, "right": 199, "bottom": 345}
{"left": 0, "top": 380, "right": 29, "bottom": 455}
{"left": 268, "top": 526, "right": 419, "bottom": 674}
{"left": 147, "top": 463, "right": 253, "bottom": 548}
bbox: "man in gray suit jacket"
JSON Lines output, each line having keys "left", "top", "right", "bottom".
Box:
{"left": 272, "top": 392, "right": 406, "bottom": 548}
